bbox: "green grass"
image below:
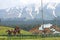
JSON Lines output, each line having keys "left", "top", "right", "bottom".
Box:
{"left": 0, "top": 26, "right": 13, "bottom": 35}
{"left": 0, "top": 26, "right": 31, "bottom": 35}
{"left": 0, "top": 36, "right": 60, "bottom": 40}
{"left": 21, "top": 30, "right": 32, "bottom": 35}
{"left": 0, "top": 26, "right": 60, "bottom": 40}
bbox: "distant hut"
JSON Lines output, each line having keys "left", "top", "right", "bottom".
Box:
{"left": 43, "top": 28, "right": 52, "bottom": 34}
{"left": 29, "top": 25, "right": 43, "bottom": 34}
{"left": 29, "top": 23, "right": 60, "bottom": 34}
{"left": 50, "top": 25, "right": 60, "bottom": 34}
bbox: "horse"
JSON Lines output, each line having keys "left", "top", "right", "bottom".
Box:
{"left": 12, "top": 26, "right": 21, "bottom": 35}
{"left": 6, "top": 30, "right": 12, "bottom": 36}
{"left": 6, "top": 26, "right": 21, "bottom": 35}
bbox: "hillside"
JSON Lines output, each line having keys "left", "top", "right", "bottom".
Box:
{"left": 0, "top": 26, "right": 31, "bottom": 35}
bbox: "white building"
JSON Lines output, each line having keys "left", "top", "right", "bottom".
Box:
{"left": 39, "top": 23, "right": 52, "bottom": 30}
{"left": 39, "top": 23, "right": 60, "bottom": 34}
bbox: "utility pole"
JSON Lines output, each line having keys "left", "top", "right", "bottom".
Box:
{"left": 41, "top": 0, "right": 44, "bottom": 30}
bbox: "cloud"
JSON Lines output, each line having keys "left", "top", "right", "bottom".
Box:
{"left": 0, "top": 0, "right": 60, "bottom": 9}
{"left": 0, "top": 0, "right": 40, "bottom": 9}
{"left": 0, "top": 0, "right": 18, "bottom": 9}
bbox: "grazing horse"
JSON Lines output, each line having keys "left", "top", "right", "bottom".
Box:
{"left": 6, "top": 30, "right": 12, "bottom": 35}
{"left": 14, "top": 26, "right": 20, "bottom": 34}
{"left": 6, "top": 26, "right": 21, "bottom": 35}
{"left": 13, "top": 30, "right": 17, "bottom": 35}
{"left": 12, "top": 26, "right": 21, "bottom": 35}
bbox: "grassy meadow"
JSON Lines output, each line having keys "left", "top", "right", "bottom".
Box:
{"left": 0, "top": 26, "right": 60, "bottom": 40}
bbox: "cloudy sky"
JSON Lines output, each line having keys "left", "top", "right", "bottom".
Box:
{"left": 0, "top": 0, "right": 60, "bottom": 9}
{"left": 0, "top": 0, "right": 40, "bottom": 9}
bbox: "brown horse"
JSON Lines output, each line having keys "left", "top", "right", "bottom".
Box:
{"left": 6, "top": 26, "right": 21, "bottom": 35}
{"left": 14, "top": 26, "right": 20, "bottom": 34}
{"left": 12, "top": 26, "right": 21, "bottom": 35}
{"left": 6, "top": 30, "right": 12, "bottom": 35}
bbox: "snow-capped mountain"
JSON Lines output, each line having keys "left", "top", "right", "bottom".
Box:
{"left": 0, "top": 4, "right": 41, "bottom": 21}
{"left": 0, "top": 2, "right": 60, "bottom": 21}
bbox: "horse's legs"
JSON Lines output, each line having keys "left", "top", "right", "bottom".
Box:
{"left": 13, "top": 31, "right": 17, "bottom": 35}
{"left": 18, "top": 31, "right": 20, "bottom": 34}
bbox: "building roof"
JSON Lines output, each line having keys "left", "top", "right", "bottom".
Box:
{"left": 39, "top": 23, "right": 52, "bottom": 30}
